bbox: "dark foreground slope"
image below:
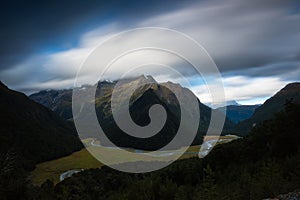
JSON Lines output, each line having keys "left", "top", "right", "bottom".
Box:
{"left": 234, "top": 82, "right": 300, "bottom": 136}
{"left": 0, "top": 81, "right": 82, "bottom": 168}
{"left": 30, "top": 103, "right": 300, "bottom": 200}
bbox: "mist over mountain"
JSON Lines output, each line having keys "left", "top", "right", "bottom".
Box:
{"left": 225, "top": 100, "right": 240, "bottom": 106}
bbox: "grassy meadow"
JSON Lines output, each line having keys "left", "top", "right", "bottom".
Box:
{"left": 30, "top": 136, "right": 237, "bottom": 185}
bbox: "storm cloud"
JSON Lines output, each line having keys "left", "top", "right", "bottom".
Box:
{"left": 0, "top": 0, "right": 299, "bottom": 104}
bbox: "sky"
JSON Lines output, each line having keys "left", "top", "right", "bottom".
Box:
{"left": 1, "top": 0, "right": 300, "bottom": 105}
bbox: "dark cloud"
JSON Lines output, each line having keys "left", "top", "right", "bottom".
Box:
{"left": 224, "top": 62, "right": 300, "bottom": 79}
{"left": 0, "top": 0, "right": 188, "bottom": 69}
{"left": 0, "top": 0, "right": 300, "bottom": 101}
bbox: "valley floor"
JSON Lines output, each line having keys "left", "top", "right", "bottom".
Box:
{"left": 30, "top": 136, "right": 238, "bottom": 185}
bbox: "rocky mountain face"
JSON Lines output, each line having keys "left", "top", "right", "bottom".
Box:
{"left": 30, "top": 75, "right": 234, "bottom": 150}
{"left": 234, "top": 82, "right": 300, "bottom": 136}
{"left": 29, "top": 89, "right": 73, "bottom": 120}
{"left": 0, "top": 81, "right": 82, "bottom": 169}
{"left": 217, "top": 104, "right": 260, "bottom": 124}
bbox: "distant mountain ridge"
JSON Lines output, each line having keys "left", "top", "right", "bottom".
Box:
{"left": 225, "top": 100, "right": 240, "bottom": 106}
{"left": 234, "top": 82, "right": 300, "bottom": 135}
{"left": 205, "top": 100, "right": 240, "bottom": 108}
{"left": 30, "top": 75, "right": 235, "bottom": 150}
{"left": 0, "top": 81, "right": 82, "bottom": 169}
{"left": 217, "top": 104, "right": 260, "bottom": 124}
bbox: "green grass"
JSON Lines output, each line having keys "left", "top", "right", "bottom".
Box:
{"left": 30, "top": 136, "right": 237, "bottom": 185}
{"left": 30, "top": 146, "right": 199, "bottom": 185}
{"left": 30, "top": 148, "right": 103, "bottom": 185}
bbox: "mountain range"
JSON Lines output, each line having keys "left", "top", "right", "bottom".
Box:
{"left": 1, "top": 78, "right": 300, "bottom": 199}
{"left": 30, "top": 75, "right": 235, "bottom": 150}
{"left": 0, "top": 76, "right": 300, "bottom": 152}
{"left": 29, "top": 79, "right": 300, "bottom": 140}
